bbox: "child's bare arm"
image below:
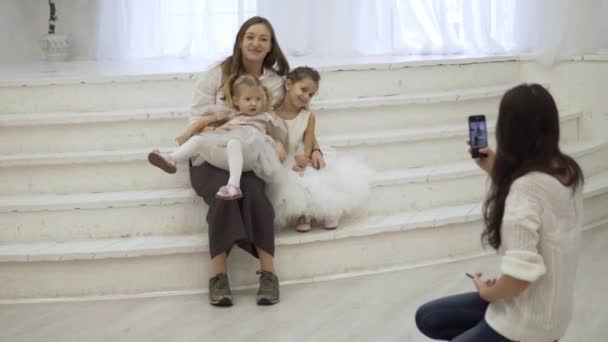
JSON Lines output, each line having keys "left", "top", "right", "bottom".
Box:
{"left": 304, "top": 113, "right": 326, "bottom": 169}
{"left": 265, "top": 122, "right": 279, "bottom": 141}
{"left": 266, "top": 122, "right": 286, "bottom": 161}
{"left": 303, "top": 113, "right": 317, "bottom": 157}
{"left": 176, "top": 114, "right": 219, "bottom": 145}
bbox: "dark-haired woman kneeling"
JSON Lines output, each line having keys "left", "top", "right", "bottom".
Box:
{"left": 415, "top": 84, "right": 583, "bottom": 342}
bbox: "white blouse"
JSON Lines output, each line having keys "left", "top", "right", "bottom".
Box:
{"left": 189, "top": 65, "right": 284, "bottom": 121}
{"left": 485, "top": 172, "right": 583, "bottom": 342}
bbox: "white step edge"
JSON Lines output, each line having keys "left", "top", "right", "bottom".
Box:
{"left": 1, "top": 138, "right": 604, "bottom": 213}
{"left": 1, "top": 169, "right": 606, "bottom": 263}
{"left": 0, "top": 203, "right": 480, "bottom": 263}
{"left": 0, "top": 110, "right": 582, "bottom": 168}
{"left": 0, "top": 83, "right": 520, "bottom": 127}
{"left": 0, "top": 107, "right": 189, "bottom": 126}
{"left": 3, "top": 220, "right": 606, "bottom": 305}
{"left": 0, "top": 188, "right": 198, "bottom": 213}
{"left": 0, "top": 55, "right": 520, "bottom": 88}
{"left": 0, "top": 250, "right": 495, "bottom": 305}
{"left": 520, "top": 53, "right": 608, "bottom": 62}
{"left": 377, "top": 139, "right": 608, "bottom": 186}
{"left": 313, "top": 83, "right": 522, "bottom": 111}
{"left": 322, "top": 110, "right": 580, "bottom": 147}
{"left": 585, "top": 170, "right": 608, "bottom": 199}
{"left": 0, "top": 148, "right": 169, "bottom": 167}
{"left": 315, "top": 55, "right": 519, "bottom": 72}
{"left": 0, "top": 70, "right": 199, "bottom": 88}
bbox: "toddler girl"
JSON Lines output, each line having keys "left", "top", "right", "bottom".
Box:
{"left": 148, "top": 74, "right": 286, "bottom": 200}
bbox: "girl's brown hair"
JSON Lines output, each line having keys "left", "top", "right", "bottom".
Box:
{"left": 285, "top": 66, "right": 320, "bottom": 85}
{"left": 281, "top": 66, "right": 320, "bottom": 109}
{"left": 220, "top": 16, "right": 289, "bottom": 84}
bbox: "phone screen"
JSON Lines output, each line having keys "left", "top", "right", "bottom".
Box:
{"left": 469, "top": 117, "right": 487, "bottom": 149}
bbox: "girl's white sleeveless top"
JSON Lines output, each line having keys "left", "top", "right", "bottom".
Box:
{"left": 282, "top": 109, "right": 311, "bottom": 156}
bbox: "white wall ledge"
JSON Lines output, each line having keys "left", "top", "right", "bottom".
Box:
{"left": 0, "top": 54, "right": 519, "bottom": 88}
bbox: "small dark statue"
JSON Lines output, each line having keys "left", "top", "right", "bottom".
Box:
{"left": 48, "top": 0, "right": 58, "bottom": 34}
{"left": 40, "top": 0, "right": 70, "bottom": 60}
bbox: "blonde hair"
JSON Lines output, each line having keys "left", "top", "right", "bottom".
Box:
{"left": 223, "top": 74, "right": 272, "bottom": 112}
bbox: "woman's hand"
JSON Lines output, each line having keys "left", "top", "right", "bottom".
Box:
{"left": 311, "top": 150, "right": 326, "bottom": 169}
{"left": 467, "top": 140, "right": 495, "bottom": 175}
{"left": 472, "top": 273, "right": 496, "bottom": 302}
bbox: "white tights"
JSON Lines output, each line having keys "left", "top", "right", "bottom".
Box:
{"left": 226, "top": 139, "right": 243, "bottom": 187}
{"left": 170, "top": 136, "right": 244, "bottom": 187}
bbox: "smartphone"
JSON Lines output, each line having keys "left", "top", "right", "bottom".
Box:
{"left": 468, "top": 115, "right": 488, "bottom": 158}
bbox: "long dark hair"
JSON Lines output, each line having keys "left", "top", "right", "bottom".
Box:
{"left": 220, "top": 16, "right": 289, "bottom": 82}
{"left": 482, "top": 84, "right": 584, "bottom": 250}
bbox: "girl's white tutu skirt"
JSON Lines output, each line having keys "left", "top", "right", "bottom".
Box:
{"left": 266, "top": 153, "right": 373, "bottom": 229}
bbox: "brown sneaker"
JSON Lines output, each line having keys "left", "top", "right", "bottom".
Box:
{"left": 209, "top": 273, "right": 232, "bottom": 307}
{"left": 256, "top": 270, "right": 280, "bottom": 305}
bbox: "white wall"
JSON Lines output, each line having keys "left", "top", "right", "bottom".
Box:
{"left": 0, "top": 0, "right": 95, "bottom": 64}
{"left": 520, "top": 59, "right": 608, "bottom": 141}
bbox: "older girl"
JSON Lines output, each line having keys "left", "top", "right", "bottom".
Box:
{"left": 269, "top": 66, "right": 371, "bottom": 232}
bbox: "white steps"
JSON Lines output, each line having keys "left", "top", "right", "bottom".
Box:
{"left": 369, "top": 140, "right": 608, "bottom": 215}
{"left": 316, "top": 59, "right": 520, "bottom": 99}
{"left": 0, "top": 204, "right": 488, "bottom": 299}
{"left": 1, "top": 57, "right": 607, "bottom": 301}
{"left": 1, "top": 139, "right": 606, "bottom": 244}
{"left": 323, "top": 111, "right": 580, "bottom": 170}
{"left": 0, "top": 111, "right": 583, "bottom": 196}
{"left": 0, "top": 83, "right": 520, "bottom": 155}
{"left": 0, "top": 59, "right": 520, "bottom": 114}
{"left": 1, "top": 169, "right": 606, "bottom": 300}
{"left": 0, "top": 189, "right": 204, "bottom": 243}
{"left": 0, "top": 76, "right": 197, "bottom": 114}
{"left": 314, "top": 83, "right": 514, "bottom": 134}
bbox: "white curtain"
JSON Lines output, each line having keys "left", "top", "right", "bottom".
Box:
{"left": 95, "top": 0, "right": 256, "bottom": 60}
{"left": 516, "top": 0, "right": 608, "bottom": 64}
{"left": 94, "top": 0, "right": 608, "bottom": 62}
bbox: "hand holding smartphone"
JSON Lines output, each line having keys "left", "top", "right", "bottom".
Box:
{"left": 466, "top": 272, "right": 497, "bottom": 288}
{"left": 468, "top": 115, "right": 488, "bottom": 158}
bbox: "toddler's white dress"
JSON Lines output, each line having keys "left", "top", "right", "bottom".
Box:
{"left": 188, "top": 111, "right": 284, "bottom": 183}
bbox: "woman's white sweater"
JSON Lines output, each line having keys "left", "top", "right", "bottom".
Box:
{"left": 486, "top": 172, "right": 583, "bottom": 342}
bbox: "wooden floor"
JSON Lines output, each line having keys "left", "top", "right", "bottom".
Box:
{"left": 1, "top": 226, "right": 607, "bottom": 342}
